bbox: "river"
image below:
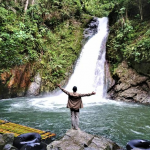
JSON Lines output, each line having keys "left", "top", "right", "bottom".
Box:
{"left": 0, "top": 98, "right": 150, "bottom": 148}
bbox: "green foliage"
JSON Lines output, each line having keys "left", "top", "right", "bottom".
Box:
{"left": 0, "top": 5, "right": 44, "bottom": 68}
{"left": 107, "top": 18, "right": 150, "bottom": 73}
{"left": 1, "top": 0, "right": 150, "bottom": 93}
{"left": 0, "top": 0, "right": 88, "bottom": 91}
{"left": 0, "top": 0, "right": 117, "bottom": 92}
{"left": 79, "top": 0, "right": 115, "bottom": 17}
{"left": 39, "top": 20, "right": 83, "bottom": 90}
{"left": 125, "top": 30, "right": 150, "bottom": 63}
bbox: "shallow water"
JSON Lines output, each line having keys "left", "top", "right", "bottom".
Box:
{"left": 0, "top": 97, "right": 150, "bottom": 148}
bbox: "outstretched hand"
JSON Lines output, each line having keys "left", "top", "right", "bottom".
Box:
{"left": 57, "top": 84, "right": 61, "bottom": 87}
{"left": 92, "top": 91, "right": 96, "bottom": 95}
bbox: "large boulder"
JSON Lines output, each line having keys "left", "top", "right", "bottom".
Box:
{"left": 27, "top": 72, "right": 42, "bottom": 96}
{"left": 83, "top": 17, "right": 99, "bottom": 41}
{"left": 0, "top": 134, "right": 5, "bottom": 150}
{"left": 47, "top": 129, "right": 121, "bottom": 150}
{"left": 0, "top": 134, "right": 15, "bottom": 150}
{"left": 108, "top": 61, "right": 150, "bottom": 103}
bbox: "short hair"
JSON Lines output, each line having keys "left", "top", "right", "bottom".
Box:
{"left": 72, "top": 86, "right": 77, "bottom": 92}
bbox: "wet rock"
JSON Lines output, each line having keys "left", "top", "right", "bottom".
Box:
{"left": 0, "top": 64, "right": 33, "bottom": 99}
{"left": 0, "top": 134, "right": 15, "bottom": 150}
{"left": 146, "top": 80, "right": 150, "bottom": 89}
{"left": 83, "top": 17, "right": 99, "bottom": 41}
{"left": 88, "top": 136, "right": 120, "bottom": 150}
{"left": 2, "top": 133, "right": 14, "bottom": 145}
{"left": 27, "top": 72, "right": 42, "bottom": 96}
{"left": 3, "top": 144, "right": 17, "bottom": 150}
{"left": 105, "top": 61, "right": 115, "bottom": 95}
{"left": 47, "top": 129, "right": 121, "bottom": 150}
{"left": 0, "top": 134, "right": 5, "bottom": 150}
{"left": 108, "top": 61, "right": 150, "bottom": 104}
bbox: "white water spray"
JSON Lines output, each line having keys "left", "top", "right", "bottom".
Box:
{"left": 19, "top": 17, "right": 109, "bottom": 109}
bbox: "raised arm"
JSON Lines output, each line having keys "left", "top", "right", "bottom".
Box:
{"left": 79, "top": 91, "right": 96, "bottom": 97}
{"left": 57, "top": 84, "right": 70, "bottom": 95}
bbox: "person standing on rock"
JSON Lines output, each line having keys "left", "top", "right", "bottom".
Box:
{"left": 57, "top": 84, "right": 96, "bottom": 130}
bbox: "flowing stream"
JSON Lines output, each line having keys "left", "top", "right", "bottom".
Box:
{"left": 1, "top": 18, "right": 150, "bottom": 148}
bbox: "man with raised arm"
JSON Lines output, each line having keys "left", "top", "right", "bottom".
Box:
{"left": 57, "top": 84, "right": 96, "bottom": 130}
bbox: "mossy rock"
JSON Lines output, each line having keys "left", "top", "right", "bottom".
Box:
{"left": 130, "top": 62, "right": 150, "bottom": 77}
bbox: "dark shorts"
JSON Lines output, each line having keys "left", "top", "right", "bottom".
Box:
{"left": 70, "top": 108, "right": 79, "bottom": 112}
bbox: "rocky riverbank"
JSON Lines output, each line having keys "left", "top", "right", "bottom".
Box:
{"left": 47, "top": 129, "right": 121, "bottom": 150}
{"left": 0, "top": 130, "right": 121, "bottom": 150}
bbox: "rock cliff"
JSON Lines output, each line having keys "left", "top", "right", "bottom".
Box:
{"left": 0, "top": 64, "right": 34, "bottom": 99}
{"left": 107, "top": 61, "right": 150, "bottom": 104}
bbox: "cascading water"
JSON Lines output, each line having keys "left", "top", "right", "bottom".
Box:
{"left": 64, "top": 17, "right": 109, "bottom": 102}
{"left": 65, "top": 17, "right": 108, "bottom": 96}
{"left": 29, "top": 17, "right": 109, "bottom": 107}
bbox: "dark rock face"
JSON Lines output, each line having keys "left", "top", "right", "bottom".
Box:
{"left": 130, "top": 62, "right": 150, "bottom": 77}
{"left": 47, "top": 129, "right": 121, "bottom": 150}
{"left": 107, "top": 61, "right": 150, "bottom": 104}
{"left": 0, "top": 64, "right": 42, "bottom": 99}
{"left": 0, "top": 64, "right": 34, "bottom": 99}
{"left": 105, "top": 61, "right": 115, "bottom": 94}
{"left": 83, "top": 17, "right": 99, "bottom": 41}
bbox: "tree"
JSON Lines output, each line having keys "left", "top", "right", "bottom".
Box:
{"left": 31, "top": 0, "right": 35, "bottom": 5}
{"left": 24, "top": 0, "right": 29, "bottom": 13}
{"left": 133, "top": 0, "right": 148, "bottom": 21}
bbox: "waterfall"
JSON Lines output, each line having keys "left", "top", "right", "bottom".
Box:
{"left": 29, "top": 17, "right": 109, "bottom": 108}
{"left": 64, "top": 17, "right": 109, "bottom": 101}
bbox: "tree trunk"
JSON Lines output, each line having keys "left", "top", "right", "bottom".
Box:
{"left": 31, "top": 0, "right": 35, "bottom": 5}
{"left": 22, "top": 0, "right": 24, "bottom": 6}
{"left": 125, "top": 8, "right": 128, "bottom": 20}
{"left": 138, "top": 0, "right": 143, "bottom": 21}
{"left": 24, "top": 0, "right": 29, "bottom": 13}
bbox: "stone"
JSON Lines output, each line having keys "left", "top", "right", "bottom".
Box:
{"left": 3, "top": 144, "right": 17, "bottom": 150}
{"left": 146, "top": 80, "right": 150, "bottom": 89}
{"left": 115, "top": 83, "right": 130, "bottom": 92}
{"left": 65, "top": 129, "right": 94, "bottom": 146}
{"left": 2, "top": 133, "right": 14, "bottom": 145}
{"left": 0, "top": 64, "right": 33, "bottom": 99}
{"left": 105, "top": 62, "right": 115, "bottom": 92}
{"left": 27, "top": 72, "right": 41, "bottom": 96}
{"left": 88, "top": 136, "right": 120, "bottom": 150}
{"left": 83, "top": 17, "right": 99, "bottom": 40}
{"left": 0, "top": 134, "right": 5, "bottom": 150}
{"left": 84, "top": 148, "right": 97, "bottom": 150}
{"left": 114, "top": 61, "right": 148, "bottom": 89}
{"left": 47, "top": 129, "right": 121, "bottom": 150}
{"left": 108, "top": 61, "right": 150, "bottom": 104}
